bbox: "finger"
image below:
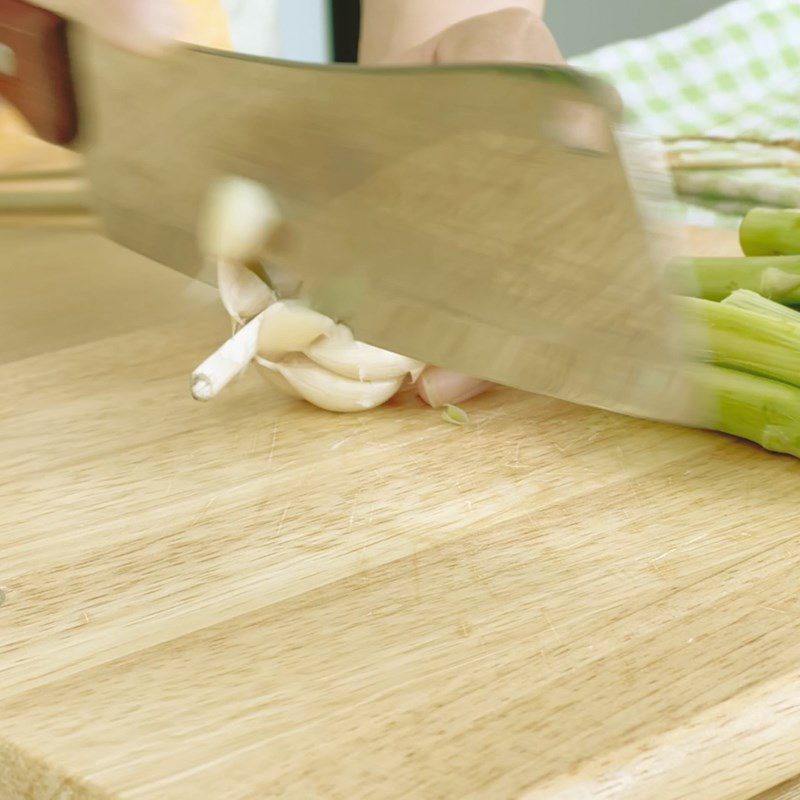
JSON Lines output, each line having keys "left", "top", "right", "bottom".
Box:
{"left": 32, "top": 0, "right": 183, "bottom": 53}
{"left": 360, "top": 1, "right": 547, "bottom": 65}
{"left": 416, "top": 368, "right": 495, "bottom": 408}
{"left": 433, "top": 7, "right": 563, "bottom": 66}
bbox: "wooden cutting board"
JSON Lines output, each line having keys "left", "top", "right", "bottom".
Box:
{"left": 2, "top": 222, "right": 800, "bottom": 800}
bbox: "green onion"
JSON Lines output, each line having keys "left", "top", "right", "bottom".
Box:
{"left": 693, "top": 364, "right": 800, "bottom": 459}
{"left": 721, "top": 289, "right": 800, "bottom": 324}
{"left": 679, "top": 295, "right": 800, "bottom": 388}
{"left": 667, "top": 255, "right": 800, "bottom": 303}
{"left": 652, "top": 209, "right": 800, "bottom": 459}
{"left": 740, "top": 208, "right": 800, "bottom": 257}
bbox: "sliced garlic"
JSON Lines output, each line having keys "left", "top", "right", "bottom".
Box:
{"left": 199, "top": 176, "right": 283, "bottom": 262}
{"left": 258, "top": 354, "right": 402, "bottom": 413}
{"left": 218, "top": 259, "right": 276, "bottom": 324}
{"left": 305, "top": 324, "right": 425, "bottom": 382}
{"left": 257, "top": 300, "right": 335, "bottom": 360}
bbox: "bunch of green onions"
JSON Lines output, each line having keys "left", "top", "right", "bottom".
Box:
{"left": 668, "top": 209, "right": 800, "bottom": 459}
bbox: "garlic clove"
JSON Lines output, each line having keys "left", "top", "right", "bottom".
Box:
{"left": 198, "top": 176, "right": 282, "bottom": 262}
{"left": 254, "top": 358, "right": 303, "bottom": 400}
{"left": 259, "top": 354, "right": 402, "bottom": 413}
{"left": 257, "top": 301, "right": 336, "bottom": 360}
{"left": 218, "top": 259, "right": 277, "bottom": 324}
{"left": 306, "top": 324, "right": 425, "bottom": 382}
{"left": 416, "top": 367, "right": 494, "bottom": 408}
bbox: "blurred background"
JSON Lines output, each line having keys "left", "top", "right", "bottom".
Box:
{"left": 224, "top": 0, "right": 729, "bottom": 62}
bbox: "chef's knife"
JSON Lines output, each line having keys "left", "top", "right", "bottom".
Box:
{"left": 0, "top": 0, "right": 706, "bottom": 425}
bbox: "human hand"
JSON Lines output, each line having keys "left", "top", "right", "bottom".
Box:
{"left": 28, "top": 0, "right": 182, "bottom": 53}
{"left": 360, "top": 1, "right": 563, "bottom": 407}
{"left": 360, "top": 0, "right": 561, "bottom": 67}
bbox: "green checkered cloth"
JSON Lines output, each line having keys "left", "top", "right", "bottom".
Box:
{"left": 570, "top": 0, "right": 800, "bottom": 228}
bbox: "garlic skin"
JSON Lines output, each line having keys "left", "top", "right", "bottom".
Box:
{"left": 306, "top": 325, "right": 425, "bottom": 382}
{"left": 257, "top": 354, "right": 403, "bottom": 413}
{"left": 218, "top": 259, "right": 276, "bottom": 324}
{"left": 199, "top": 176, "right": 282, "bottom": 262}
{"left": 192, "top": 311, "right": 265, "bottom": 401}
{"left": 256, "top": 301, "right": 336, "bottom": 360}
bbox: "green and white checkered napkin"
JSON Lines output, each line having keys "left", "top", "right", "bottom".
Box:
{"left": 570, "top": 0, "right": 800, "bottom": 228}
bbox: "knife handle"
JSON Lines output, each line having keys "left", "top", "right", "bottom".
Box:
{"left": 0, "top": 0, "right": 77, "bottom": 145}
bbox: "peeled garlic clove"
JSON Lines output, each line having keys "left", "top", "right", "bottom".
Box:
{"left": 306, "top": 324, "right": 425, "bottom": 382}
{"left": 218, "top": 259, "right": 276, "bottom": 324}
{"left": 260, "top": 354, "right": 402, "bottom": 413}
{"left": 199, "top": 176, "right": 282, "bottom": 262}
{"left": 254, "top": 358, "right": 303, "bottom": 400}
{"left": 257, "top": 301, "right": 335, "bottom": 360}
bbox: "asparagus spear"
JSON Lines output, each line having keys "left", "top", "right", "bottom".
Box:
{"left": 694, "top": 364, "right": 800, "bottom": 459}
{"left": 667, "top": 255, "right": 800, "bottom": 303}
{"left": 678, "top": 295, "right": 800, "bottom": 389}
{"left": 740, "top": 208, "right": 800, "bottom": 257}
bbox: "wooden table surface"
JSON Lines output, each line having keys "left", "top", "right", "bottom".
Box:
{"left": 3, "top": 218, "right": 800, "bottom": 800}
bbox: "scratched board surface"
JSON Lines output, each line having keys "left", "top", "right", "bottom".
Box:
{"left": 2, "top": 225, "right": 800, "bottom": 800}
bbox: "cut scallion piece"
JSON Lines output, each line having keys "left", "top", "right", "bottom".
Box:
{"left": 721, "top": 289, "right": 800, "bottom": 324}
{"left": 694, "top": 364, "right": 800, "bottom": 459}
{"left": 442, "top": 404, "right": 470, "bottom": 426}
{"left": 679, "top": 296, "right": 800, "bottom": 389}
{"left": 667, "top": 255, "right": 800, "bottom": 303}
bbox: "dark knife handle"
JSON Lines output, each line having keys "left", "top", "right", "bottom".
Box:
{"left": 0, "top": 0, "right": 77, "bottom": 145}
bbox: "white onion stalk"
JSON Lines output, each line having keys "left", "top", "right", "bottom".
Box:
{"left": 306, "top": 324, "right": 425, "bottom": 382}
{"left": 256, "top": 301, "right": 335, "bottom": 360}
{"left": 256, "top": 354, "right": 403, "bottom": 413}
{"left": 191, "top": 311, "right": 265, "bottom": 401}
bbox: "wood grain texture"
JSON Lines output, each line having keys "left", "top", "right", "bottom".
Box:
{"left": 0, "top": 175, "right": 89, "bottom": 212}
{"left": 756, "top": 778, "right": 800, "bottom": 800}
{"left": 0, "top": 227, "right": 216, "bottom": 363}
{"left": 3, "top": 224, "right": 800, "bottom": 800}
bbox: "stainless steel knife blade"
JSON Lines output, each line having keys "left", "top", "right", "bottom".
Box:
{"left": 69, "top": 32, "right": 702, "bottom": 425}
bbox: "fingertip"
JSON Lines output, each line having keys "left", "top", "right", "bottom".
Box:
{"left": 88, "top": 0, "right": 185, "bottom": 55}
{"left": 417, "top": 368, "right": 494, "bottom": 408}
{"left": 129, "top": 0, "right": 185, "bottom": 51}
